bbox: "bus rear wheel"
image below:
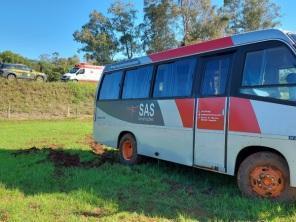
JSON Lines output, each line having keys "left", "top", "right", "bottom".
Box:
{"left": 119, "top": 133, "right": 141, "bottom": 165}
{"left": 237, "top": 152, "right": 296, "bottom": 202}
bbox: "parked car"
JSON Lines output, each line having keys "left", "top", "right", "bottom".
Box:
{"left": 0, "top": 63, "right": 47, "bottom": 81}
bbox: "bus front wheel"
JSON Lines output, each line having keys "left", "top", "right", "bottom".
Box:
{"left": 119, "top": 133, "right": 141, "bottom": 165}
{"left": 237, "top": 151, "right": 296, "bottom": 202}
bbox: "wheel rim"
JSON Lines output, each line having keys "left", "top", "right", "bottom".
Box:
{"left": 122, "top": 140, "right": 133, "bottom": 160}
{"left": 250, "top": 165, "right": 285, "bottom": 198}
{"left": 36, "top": 76, "right": 43, "bottom": 81}
{"left": 8, "top": 75, "right": 15, "bottom": 80}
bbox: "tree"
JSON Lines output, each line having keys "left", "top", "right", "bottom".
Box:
{"left": 141, "top": 0, "right": 178, "bottom": 53}
{"left": 0, "top": 51, "right": 31, "bottom": 65}
{"left": 177, "top": 0, "right": 228, "bottom": 44}
{"left": 223, "top": 0, "right": 281, "bottom": 34}
{"left": 223, "top": 0, "right": 242, "bottom": 34}
{"left": 241, "top": 0, "right": 281, "bottom": 31}
{"left": 73, "top": 10, "right": 118, "bottom": 65}
{"left": 109, "top": 1, "right": 141, "bottom": 59}
{"left": 38, "top": 53, "right": 80, "bottom": 81}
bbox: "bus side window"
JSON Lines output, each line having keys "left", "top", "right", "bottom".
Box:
{"left": 240, "top": 46, "right": 296, "bottom": 102}
{"left": 153, "top": 57, "right": 196, "bottom": 98}
{"left": 200, "top": 56, "right": 231, "bottom": 96}
{"left": 122, "top": 66, "right": 153, "bottom": 99}
{"left": 99, "top": 71, "right": 123, "bottom": 100}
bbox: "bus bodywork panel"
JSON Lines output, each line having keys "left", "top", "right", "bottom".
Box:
{"left": 94, "top": 96, "right": 296, "bottom": 186}
{"left": 94, "top": 99, "right": 195, "bottom": 166}
{"left": 227, "top": 98, "right": 296, "bottom": 186}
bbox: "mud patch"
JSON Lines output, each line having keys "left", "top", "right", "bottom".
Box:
{"left": 85, "top": 134, "right": 105, "bottom": 154}
{"left": 79, "top": 208, "right": 112, "bottom": 218}
{"left": 12, "top": 147, "right": 119, "bottom": 168}
{"left": 48, "top": 150, "right": 80, "bottom": 167}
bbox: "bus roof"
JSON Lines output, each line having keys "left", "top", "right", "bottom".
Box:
{"left": 104, "top": 29, "right": 295, "bottom": 73}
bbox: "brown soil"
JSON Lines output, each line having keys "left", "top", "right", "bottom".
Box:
{"left": 48, "top": 150, "right": 80, "bottom": 167}
{"left": 79, "top": 208, "right": 111, "bottom": 218}
{"left": 85, "top": 134, "right": 105, "bottom": 154}
{"left": 12, "top": 146, "right": 118, "bottom": 168}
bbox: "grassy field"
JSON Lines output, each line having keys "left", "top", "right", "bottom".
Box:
{"left": 0, "top": 80, "right": 97, "bottom": 119}
{"left": 0, "top": 119, "right": 296, "bottom": 221}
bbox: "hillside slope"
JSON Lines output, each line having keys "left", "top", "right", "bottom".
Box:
{"left": 0, "top": 80, "right": 97, "bottom": 119}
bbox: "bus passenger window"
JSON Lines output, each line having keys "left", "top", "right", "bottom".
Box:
{"left": 153, "top": 57, "right": 196, "bottom": 98}
{"left": 99, "top": 71, "right": 123, "bottom": 100}
{"left": 122, "top": 66, "right": 153, "bottom": 99}
{"left": 201, "top": 56, "right": 231, "bottom": 96}
{"left": 240, "top": 46, "right": 296, "bottom": 102}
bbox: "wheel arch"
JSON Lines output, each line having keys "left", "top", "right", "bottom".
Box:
{"left": 35, "top": 75, "right": 44, "bottom": 79}
{"left": 8, "top": 73, "right": 16, "bottom": 77}
{"left": 117, "top": 131, "right": 137, "bottom": 149}
{"left": 234, "top": 146, "right": 289, "bottom": 176}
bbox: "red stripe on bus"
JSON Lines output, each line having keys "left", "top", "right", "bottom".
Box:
{"left": 175, "top": 99, "right": 195, "bottom": 128}
{"left": 229, "top": 97, "right": 261, "bottom": 134}
{"left": 197, "top": 97, "right": 226, "bottom": 131}
{"left": 149, "top": 37, "right": 233, "bottom": 62}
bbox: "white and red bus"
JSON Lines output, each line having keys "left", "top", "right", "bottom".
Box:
{"left": 61, "top": 63, "right": 104, "bottom": 82}
{"left": 93, "top": 29, "right": 296, "bottom": 201}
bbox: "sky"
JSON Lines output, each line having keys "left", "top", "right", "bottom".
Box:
{"left": 0, "top": 0, "right": 294, "bottom": 61}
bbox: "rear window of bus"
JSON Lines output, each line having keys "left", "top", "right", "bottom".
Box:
{"left": 99, "top": 71, "right": 123, "bottom": 100}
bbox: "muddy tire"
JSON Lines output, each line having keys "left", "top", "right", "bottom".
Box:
{"left": 119, "top": 133, "right": 141, "bottom": 165}
{"left": 237, "top": 152, "right": 296, "bottom": 202}
{"left": 7, "top": 74, "right": 16, "bottom": 80}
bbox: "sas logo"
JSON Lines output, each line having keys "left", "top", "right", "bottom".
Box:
{"left": 139, "top": 103, "right": 155, "bottom": 117}
{"left": 138, "top": 103, "right": 156, "bottom": 122}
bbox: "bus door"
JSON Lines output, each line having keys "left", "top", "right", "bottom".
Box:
{"left": 138, "top": 57, "right": 197, "bottom": 166}
{"left": 194, "top": 54, "right": 233, "bottom": 172}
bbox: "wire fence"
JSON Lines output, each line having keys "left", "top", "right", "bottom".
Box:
{"left": 0, "top": 103, "right": 94, "bottom": 120}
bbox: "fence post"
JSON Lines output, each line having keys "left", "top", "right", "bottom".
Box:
{"left": 67, "top": 105, "right": 70, "bottom": 117}
{"left": 7, "top": 103, "right": 11, "bottom": 119}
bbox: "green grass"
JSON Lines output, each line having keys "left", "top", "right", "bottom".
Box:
{"left": 0, "top": 80, "right": 97, "bottom": 119}
{"left": 0, "top": 119, "right": 296, "bottom": 221}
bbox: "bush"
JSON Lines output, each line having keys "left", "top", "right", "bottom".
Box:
{"left": 47, "top": 71, "right": 61, "bottom": 82}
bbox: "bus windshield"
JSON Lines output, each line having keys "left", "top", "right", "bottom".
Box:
{"left": 69, "top": 67, "right": 80, "bottom": 74}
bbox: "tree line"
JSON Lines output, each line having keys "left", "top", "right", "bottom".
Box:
{"left": 74, "top": 0, "right": 281, "bottom": 64}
